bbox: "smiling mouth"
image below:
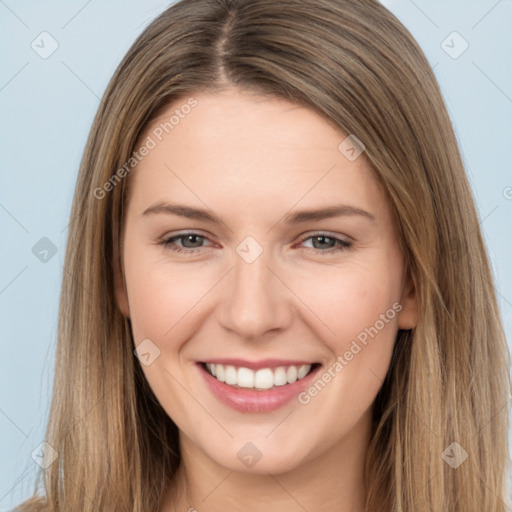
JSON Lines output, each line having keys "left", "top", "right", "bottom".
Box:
{"left": 201, "top": 362, "right": 320, "bottom": 391}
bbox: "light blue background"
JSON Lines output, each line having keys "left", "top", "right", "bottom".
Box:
{"left": 1, "top": 1, "right": 511, "bottom": 509}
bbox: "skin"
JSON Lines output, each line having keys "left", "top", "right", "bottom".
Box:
{"left": 114, "top": 87, "right": 418, "bottom": 512}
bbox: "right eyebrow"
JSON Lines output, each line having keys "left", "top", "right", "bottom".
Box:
{"left": 142, "top": 202, "right": 222, "bottom": 223}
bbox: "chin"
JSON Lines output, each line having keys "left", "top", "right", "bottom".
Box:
{"left": 201, "top": 436, "right": 311, "bottom": 475}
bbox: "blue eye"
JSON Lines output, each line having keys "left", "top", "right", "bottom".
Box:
{"left": 161, "top": 233, "right": 210, "bottom": 253}
{"left": 299, "top": 233, "right": 352, "bottom": 254}
{"left": 160, "top": 232, "right": 352, "bottom": 255}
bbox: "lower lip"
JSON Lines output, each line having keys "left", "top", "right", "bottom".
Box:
{"left": 198, "top": 363, "right": 321, "bottom": 413}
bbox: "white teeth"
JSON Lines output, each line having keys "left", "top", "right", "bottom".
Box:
{"left": 273, "top": 367, "right": 288, "bottom": 386}
{"left": 254, "top": 368, "right": 274, "bottom": 390}
{"left": 205, "top": 363, "right": 313, "bottom": 390}
{"left": 286, "top": 366, "right": 298, "bottom": 384}
{"left": 298, "top": 364, "right": 309, "bottom": 379}
{"left": 216, "top": 364, "right": 225, "bottom": 383}
{"left": 225, "top": 365, "right": 237, "bottom": 385}
{"left": 237, "top": 367, "right": 254, "bottom": 388}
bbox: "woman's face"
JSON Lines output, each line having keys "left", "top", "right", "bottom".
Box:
{"left": 116, "top": 87, "right": 418, "bottom": 474}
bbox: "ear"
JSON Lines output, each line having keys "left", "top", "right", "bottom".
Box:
{"left": 113, "top": 232, "right": 130, "bottom": 319}
{"left": 397, "top": 272, "right": 419, "bottom": 330}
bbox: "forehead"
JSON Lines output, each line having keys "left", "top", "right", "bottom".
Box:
{"left": 127, "top": 88, "right": 390, "bottom": 225}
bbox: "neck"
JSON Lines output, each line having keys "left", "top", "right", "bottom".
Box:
{"left": 161, "top": 409, "right": 371, "bottom": 512}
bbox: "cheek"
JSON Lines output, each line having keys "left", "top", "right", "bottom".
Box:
{"left": 291, "top": 257, "right": 403, "bottom": 353}
{"left": 290, "top": 256, "right": 403, "bottom": 418}
{"left": 295, "top": 283, "right": 400, "bottom": 435}
{"left": 123, "top": 243, "right": 216, "bottom": 346}
{"left": 123, "top": 248, "right": 219, "bottom": 427}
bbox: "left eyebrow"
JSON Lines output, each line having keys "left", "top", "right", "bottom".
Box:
{"left": 141, "top": 202, "right": 375, "bottom": 224}
{"left": 282, "top": 205, "right": 375, "bottom": 224}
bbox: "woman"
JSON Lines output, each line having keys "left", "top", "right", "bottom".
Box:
{"left": 15, "top": 0, "right": 510, "bottom": 510}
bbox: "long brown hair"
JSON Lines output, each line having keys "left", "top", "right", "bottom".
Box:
{"left": 15, "top": 0, "right": 510, "bottom": 510}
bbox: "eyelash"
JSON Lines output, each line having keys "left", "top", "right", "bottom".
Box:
{"left": 160, "top": 231, "right": 352, "bottom": 255}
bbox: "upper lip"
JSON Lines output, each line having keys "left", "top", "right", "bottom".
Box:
{"left": 200, "top": 358, "right": 318, "bottom": 370}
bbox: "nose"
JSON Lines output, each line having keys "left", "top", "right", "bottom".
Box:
{"left": 216, "top": 245, "right": 293, "bottom": 340}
